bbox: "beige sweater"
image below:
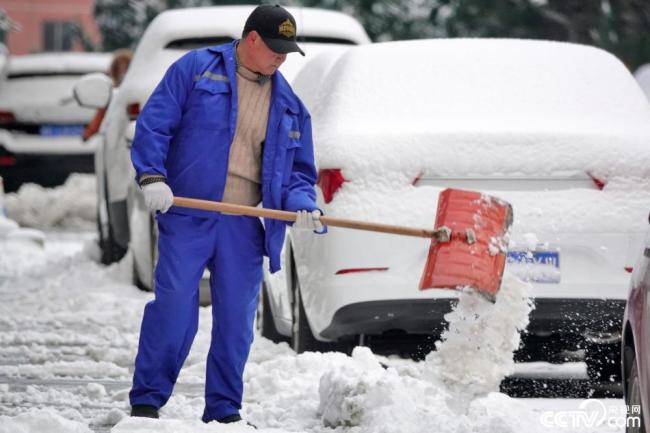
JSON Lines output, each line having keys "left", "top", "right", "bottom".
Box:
{"left": 221, "top": 66, "right": 272, "bottom": 206}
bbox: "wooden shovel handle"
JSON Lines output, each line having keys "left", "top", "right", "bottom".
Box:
{"left": 173, "top": 196, "right": 441, "bottom": 239}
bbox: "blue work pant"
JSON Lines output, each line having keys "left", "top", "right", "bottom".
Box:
{"left": 129, "top": 212, "right": 264, "bottom": 422}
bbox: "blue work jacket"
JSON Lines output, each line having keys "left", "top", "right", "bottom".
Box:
{"left": 131, "top": 41, "right": 318, "bottom": 273}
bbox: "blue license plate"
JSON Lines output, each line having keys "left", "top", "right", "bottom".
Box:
{"left": 507, "top": 250, "right": 560, "bottom": 283}
{"left": 39, "top": 124, "right": 85, "bottom": 136}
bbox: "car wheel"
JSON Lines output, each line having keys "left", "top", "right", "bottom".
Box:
{"left": 97, "top": 173, "right": 127, "bottom": 264}
{"left": 291, "top": 279, "right": 321, "bottom": 353}
{"left": 257, "top": 281, "right": 288, "bottom": 343}
{"left": 97, "top": 209, "right": 109, "bottom": 262}
{"left": 626, "top": 354, "right": 645, "bottom": 433}
{"left": 98, "top": 215, "right": 127, "bottom": 265}
{"left": 586, "top": 340, "right": 622, "bottom": 383}
{"left": 134, "top": 214, "right": 156, "bottom": 292}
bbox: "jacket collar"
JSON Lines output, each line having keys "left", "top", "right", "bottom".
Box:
{"left": 207, "top": 41, "right": 235, "bottom": 54}
{"left": 209, "top": 41, "right": 300, "bottom": 114}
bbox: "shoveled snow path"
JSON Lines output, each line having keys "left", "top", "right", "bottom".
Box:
{"left": 0, "top": 228, "right": 625, "bottom": 433}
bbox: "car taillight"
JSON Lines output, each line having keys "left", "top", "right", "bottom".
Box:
{"left": 0, "top": 111, "right": 15, "bottom": 125}
{"left": 0, "top": 156, "right": 17, "bottom": 166}
{"left": 335, "top": 267, "right": 389, "bottom": 275}
{"left": 625, "top": 267, "right": 633, "bottom": 273}
{"left": 317, "top": 169, "right": 346, "bottom": 204}
{"left": 127, "top": 103, "right": 140, "bottom": 120}
{"left": 587, "top": 172, "right": 606, "bottom": 190}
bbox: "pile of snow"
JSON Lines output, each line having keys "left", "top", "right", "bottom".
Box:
{"left": 4, "top": 174, "right": 97, "bottom": 230}
{"left": 0, "top": 210, "right": 46, "bottom": 248}
{"left": 0, "top": 214, "right": 18, "bottom": 238}
{"left": 0, "top": 409, "right": 93, "bottom": 433}
{"left": 318, "top": 273, "right": 534, "bottom": 432}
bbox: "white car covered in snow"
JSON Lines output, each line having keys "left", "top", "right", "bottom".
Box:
{"left": 73, "top": 6, "right": 369, "bottom": 271}
{"left": 259, "top": 39, "right": 650, "bottom": 381}
{"left": 0, "top": 52, "right": 111, "bottom": 192}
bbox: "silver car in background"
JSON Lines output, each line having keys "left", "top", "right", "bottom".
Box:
{"left": 74, "top": 6, "right": 370, "bottom": 292}
{"left": 0, "top": 52, "right": 110, "bottom": 191}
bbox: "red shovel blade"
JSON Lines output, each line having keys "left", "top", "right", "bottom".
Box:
{"left": 419, "top": 188, "right": 513, "bottom": 298}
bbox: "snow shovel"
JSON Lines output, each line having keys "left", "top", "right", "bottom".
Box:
{"left": 172, "top": 188, "right": 512, "bottom": 298}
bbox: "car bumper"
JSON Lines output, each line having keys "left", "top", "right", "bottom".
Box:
{"left": 527, "top": 298, "right": 625, "bottom": 335}
{"left": 321, "top": 298, "right": 455, "bottom": 340}
{"left": 0, "top": 129, "right": 95, "bottom": 155}
{"left": 320, "top": 297, "right": 625, "bottom": 341}
{"left": 0, "top": 131, "right": 95, "bottom": 191}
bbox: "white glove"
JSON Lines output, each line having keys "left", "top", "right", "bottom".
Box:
{"left": 293, "top": 209, "right": 323, "bottom": 231}
{"left": 142, "top": 182, "right": 174, "bottom": 213}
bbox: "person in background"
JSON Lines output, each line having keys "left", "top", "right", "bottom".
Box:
{"left": 82, "top": 48, "right": 133, "bottom": 141}
{"left": 128, "top": 4, "right": 325, "bottom": 425}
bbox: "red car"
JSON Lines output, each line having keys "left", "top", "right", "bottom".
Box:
{"left": 622, "top": 211, "right": 650, "bottom": 432}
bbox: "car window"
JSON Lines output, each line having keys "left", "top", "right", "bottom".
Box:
{"left": 165, "top": 37, "right": 234, "bottom": 50}
{"left": 296, "top": 36, "right": 357, "bottom": 45}
{"left": 7, "top": 72, "right": 88, "bottom": 79}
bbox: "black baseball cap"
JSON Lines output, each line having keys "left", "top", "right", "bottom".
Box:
{"left": 243, "top": 5, "right": 305, "bottom": 56}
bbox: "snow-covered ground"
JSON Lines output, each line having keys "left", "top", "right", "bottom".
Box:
{"left": 0, "top": 178, "right": 628, "bottom": 433}
{"left": 3, "top": 174, "right": 97, "bottom": 230}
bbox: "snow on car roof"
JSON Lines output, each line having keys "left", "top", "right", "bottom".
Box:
{"left": 7, "top": 52, "right": 111, "bottom": 77}
{"left": 135, "top": 5, "right": 369, "bottom": 51}
{"left": 299, "top": 39, "right": 650, "bottom": 179}
{"left": 120, "top": 6, "right": 369, "bottom": 105}
{"left": 281, "top": 43, "right": 351, "bottom": 84}
{"left": 634, "top": 63, "right": 650, "bottom": 101}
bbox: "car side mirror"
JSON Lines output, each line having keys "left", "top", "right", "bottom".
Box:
{"left": 73, "top": 72, "right": 113, "bottom": 109}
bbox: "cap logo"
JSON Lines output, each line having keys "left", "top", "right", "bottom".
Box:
{"left": 278, "top": 19, "right": 295, "bottom": 38}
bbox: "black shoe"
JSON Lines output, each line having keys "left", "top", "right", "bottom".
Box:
{"left": 217, "top": 414, "right": 242, "bottom": 423}
{"left": 218, "top": 415, "right": 257, "bottom": 429}
{"left": 130, "top": 404, "right": 159, "bottom": 418}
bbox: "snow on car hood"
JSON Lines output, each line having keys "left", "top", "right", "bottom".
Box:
{"left": 306, "top": 39, "right": 650, "bottom": 180}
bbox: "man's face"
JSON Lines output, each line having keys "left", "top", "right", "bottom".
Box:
{"left": 247, "top": 32, "right": 287, "bottom": 75}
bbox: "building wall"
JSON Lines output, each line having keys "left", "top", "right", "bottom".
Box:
{"left": 0, "top": 0, "right": 101, "bottom": 54}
